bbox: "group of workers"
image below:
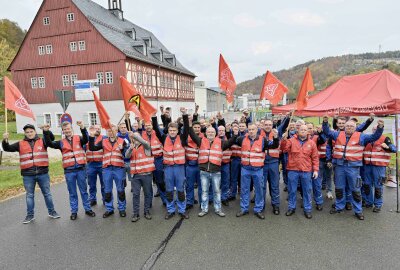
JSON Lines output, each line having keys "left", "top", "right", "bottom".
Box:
{"left": 2, "top": 105, "right": 396, "bottom": 224}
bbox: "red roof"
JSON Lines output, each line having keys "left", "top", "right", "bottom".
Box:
{"left": 272, "top": 69, "right": 400, "bottom": 116}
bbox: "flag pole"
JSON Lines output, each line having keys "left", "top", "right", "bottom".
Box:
{"left": 5, "top": 107, "right": 8, "bottom": 134}
{"left": 395, "top": 113, "right": 399, "bottom": 213}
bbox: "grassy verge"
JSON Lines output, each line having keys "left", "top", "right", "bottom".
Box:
{"left": 0, "top": 160, "right": 65, "bottom": 201}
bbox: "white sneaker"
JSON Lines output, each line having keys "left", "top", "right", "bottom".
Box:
{"left": 215, "top": 211, "right": 226, "bottom": 217}
{"left": 198, "top": 211, "right": 208, "bottom": 217}
{"left": 327, "top": 191, "right": 333, "bottom": 199}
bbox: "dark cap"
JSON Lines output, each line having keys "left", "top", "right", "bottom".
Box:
{"left": 23, "top": 124, "right": 36, "bottom": 131}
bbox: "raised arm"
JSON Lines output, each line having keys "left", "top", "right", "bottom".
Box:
{"left": 152, "top": 115, "right": 164, "bottom": 143}
{"left": 180, "top": 108, "right": 190, "bottom": 142}
{"left": 2, "top": 133, "right": 19, "bottom": 152}
{"left": 322, "top": 117, "right": 339, "bottom": 140}
{"left": 42, "top": 126, "right": 62, "bottom": 150}
{"left": 360, "top": 120, "right": 384, "bottom": 146}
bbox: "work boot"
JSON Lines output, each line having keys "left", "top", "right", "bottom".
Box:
{"left": 373, "top": 207, "right": 381, "bottom": 213}
{"left": 103, "top": 211, "right": 114, "bottom": 218}
{"left": 236, "top": 211, "right": 249, "bottom": 217}
{"left": 131, "top": 215, "right": 140, "bottom": 222}
{"left": 119, "top": 211, "right": 127, "bottom": 217}
{"left": 23, "top": 215, "right": 35, "bottom": 224}
{"left": 355, "top": 213, "right": 365, "bottom": 220}
{"left": 365, "top": 204, "right": 373, "bottom": 209}
{"left": 316, "top": 205, "right": 323, "bottom": 211}
{"left": 330, "top": 208, "right": 342, "bottom": 214}
{"left": 285, "top": 209, "right": 295, "bottom": 216}
{"left": 85, "top": 210, "right": 96, "bottom": 217}
{"left": 90, "top": 201, "right": 97, "bottom": 207}
{"left": 165, "top": 212, "right": 175, "bottom": 220}
{"left": 228, "top": 196, "right": 236, "bottom": 201}
{"left": 304, "top": 212, "right": 312, "bottom": 219}
{"left": 70, "top": 213, "right": 77, "bottom": 220}
{"left": 272, "top": 206, "right": 280, "bottom": 215}
{"left": 179, "top": 212, "right": 189, "bottom": 219}
{"left": 144, "top": 212, "right": 152, "bottom": 220}
{"left": 255, "top": 212, "right": 265, "bottom": 220}
{"left": 345, "top": 202, "right": 352, "bottom": 210}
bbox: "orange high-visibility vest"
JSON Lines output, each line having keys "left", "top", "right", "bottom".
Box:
{"left": 185, "top": 133, "right": 203, "bottom": 161}
{"left": 163, "top": 136, "right": 186, "bottom": 165}
{"left": 129, "top": 144, "right": 155, "bottom": 174}
{"left": 86, "top": 136, "right": 103, "bottom": 163}
{"left": 19, "top": 139, "right": 49, "bottom": 169}
{"left": 198, "top": 137, "right": 223, "bottom": 166}
{"left": 102, "top": 137, "right": 125, "bottom": 168}
{"left": 142, "top": 130, "right": 163, "bottom": 158}
{"left": 265, "top": 132, "right": 280, "bottom": 158}
{"left": 220, "top": 136, "right": 232, "bottom": 164}
{"left": 62, "top": 135, "right": 86, "bottom": 168}
{"left": 333, "top": 131, "right": 363, "bottom": 161}
{"left": 364, "top": 136, "right": 391, "bottom": 167}
{"left": 241, "top": 135, "right": 265, "bottom": 167}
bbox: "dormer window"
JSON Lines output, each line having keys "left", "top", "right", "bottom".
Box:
{"left": 125, "top": 29, "right": 136, "bottom": 40}
{"left": 164, "top": 54, "right": 176, "bottom": 66}
{"left": 143, "top": 37, "right": 152, "bottom": 48}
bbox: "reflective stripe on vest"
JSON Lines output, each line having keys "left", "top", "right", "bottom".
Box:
{"left": 265, "top": 132, "right": 280, "bottom": 158}
{"left": 364, "top": 136, "right": 391, "bottom": 166}
{"left": 142, "top": 130, "right": 163, "bottom": 157}
{"left": 163, "top": 136, "right": 186, "bottom": 165}
{"left": 86, "top": 136, "right": 103, "bottom": 163}
{"left": 231, "top": 144, "right": 241, "bottom": 158}
{"left": 102, "top": 137, "right": 125, "bottom": 168}
{"left": 332, "top": 131, "right": 363, "bottom": 161}
{"left": 185, "top": 135, "right": 201, "bottom": 161}
{"left": 61, "top": 135, "right": 86, "bottom": 168}
{"left": 129, "top": 145, "right": 155, "bottom": 174}
{"left": 19, "top": 139, "right": 49, "bottom": 169}
{"left": 198, "top": 137, "right": 223, "bottom": 166}
{"left": 241, "top": 135, "right": 265, "bottom": 167}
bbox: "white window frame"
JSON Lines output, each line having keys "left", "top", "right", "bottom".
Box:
{"left": 43, "top": 113, "right": 52, "bottom": 127}
{"left": 43, "top": 17, "right": 50, "bottom": 25}
{"left": 55, "top": 113, "right": 63, "bottom": 128}
{"left": 62, "top": 75, "right": 70, "bottom": 87}
{"left": 38, "top": 45, "right": 45, "bottom": 55}
{"left": 38, "top": 77, "right": 45, "bottom": 88}
{"left": 88, "top": 112, "right": 98, "bottom": 126}
{"left": 67, "top": 13, "right": 75, "bottom": 22}
{"left": 70, "top": 74, "right": 78, "bottom": 86}
{"left": 69, "top": 41, "right": 77, "bottom": 52}
{"left": 78, "top": 40, "right": 86, "bottom": 51}
{"left": 31, "top": 77, "right": 38, "bottom": 89}
{"left": 96, "top": 72, "right": 104, "bottom": 85}
{"left": 137, "top": 71, "right": 143, "bottom": 84}
{"left": 105, "top": 72, "right": 113, "bottom": 84}
{"left": 46, "top": 44, "right": 53, "bottom": 54}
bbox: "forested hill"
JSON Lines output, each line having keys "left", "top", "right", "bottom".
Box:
{"left": 236, "top": 51, "right": 400, "bottom": 99}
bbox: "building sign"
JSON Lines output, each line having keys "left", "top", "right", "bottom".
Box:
{"left": 74, "top": 80, "right": 100, "bottom": 101}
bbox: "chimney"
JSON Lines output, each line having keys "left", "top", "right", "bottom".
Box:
{"left": 108, "top": 0, "right": 123, "bottom": 20}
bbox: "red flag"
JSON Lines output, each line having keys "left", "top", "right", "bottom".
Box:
{"left": 296, "top": 67, "right": 315, "bottom": 110}
{"left": 218, "top": 54, "right": 236, "bottom": 103}
{"left": 4, "top": 76, "right": 36, "bottom": 120}
{"left": 120, "top": 76, "right": 156, "bottom": 122}
{"left": 260, "top": 71, "right": 288, "bottom": 105}
{"left": 92, "top": 91, "right": 111, "bottom": 129}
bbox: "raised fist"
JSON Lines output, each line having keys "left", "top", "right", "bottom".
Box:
{"left": 3, "top": 132, "right": 9, "bottom": 140}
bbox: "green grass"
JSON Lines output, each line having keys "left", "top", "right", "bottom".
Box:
{"left": 0, "top": 161, "right": 64, "bottom": 191}
{"left": 0, "top": 121, "right": 61, "bottom": 141}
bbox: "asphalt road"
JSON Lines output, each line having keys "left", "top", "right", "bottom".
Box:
{"left": 1, "top": 178, "right": 400, "bottom": 270}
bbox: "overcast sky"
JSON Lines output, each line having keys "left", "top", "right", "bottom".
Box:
{"left": 2, "top": 0, "right": 399, "bottom": 86}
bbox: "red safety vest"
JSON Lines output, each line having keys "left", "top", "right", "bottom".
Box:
{"left": 198, "top": 137, "right": 223, "bottom": 166}
{"left": 220, "top": 136, "right": 232, "bottom": 164}
{"left": 265, "top": 132, "right": 280, "bottom": 158}
{"left": 364, "top": 136, "right": 391, "bottom": 167}
{"left": 163, "top": 136, "right": 186, "bottom": 165}
{"left": 102, "top": 137, "right": 125, "bottom": 168}
{"left": 259, "top": 129, "right": 267, "bottom": 138}
{"left": 333, "top": 131, "right": 364, "bottom": 161}
{"left": 241, "top": 135, "right": 265, "bottom": 167}
{"left": 142, "top": 130, "right": 163, "bottom": 157}
{"left": 86, "top": 136, "right": 103, "bottom": 163}
{"left": 312, "top": 136, "right": 327, "bottom": 159}
{"left": 19, "top": 139, "right": 49, "bottom": 170}
{"left": 61, "top": 135, "right": 86, "bottom": 168}
{"left": 129, "top": 144, "right": 155, "bottom": 174}
{"left": 185, "top": 133, "right": 203, "bottom": 161}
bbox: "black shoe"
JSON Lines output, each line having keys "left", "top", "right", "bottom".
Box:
{"left": 355, "top": 213, "right": 364, "bottom": 220}
{"left": 194, "top": 199, "right": 199, "bottom": 204}
{"left": 228, "top": 196, "right": 236, "bottom": 201}
{"left": 330, "top": 208, "right": 342, "bottom": 214}
{"left": 250, "top": 197, "right": 255, "bottom": 204}
{"left": 186, "top": 204, "right": 193, "bottom": 210}
{"left": 208, "top": 201, "right": 213, "bottom": 205}
{"left": 331, "top": 203, "right": 336, "bottom": 209}
{"left": 272, "top": 206, "right": 280, "bottom": 215}
{"left": 103, "top": 211, "right": 114, "bottom": 218}
{"left": 236, "top": 211, "right": 249, "bottom": 217}
{"left": 179, "top": 212, "right": 189, "bottom": 219}
{"left": 316, "top": 205, "right": 323, "bottom": 211}
{"left": 85, "top": 210, "right": 96, "bottom": 217}
{"left": 131, "top": 215, "right": 140, "bottom": 222}
{"left": 119, "top": 211, "right": 127, "bottom": 217}
{"left": 285, "top": 209, "right": 295, "bottom": 216}
{"left": 165, "top": 212, "right": 175, "bottom": 220}
{"left": 365, "top": 204, "right": 373, "bottom": 209}
{"left": 255, "top": 212, "right": 265, "bottom": 220}
{"left": 283, "top": 186, "right": 288, "bottom": 192}
{"left": 154, "top": 191, "right": 160, "bottom": 198}
{"left": 345, "top": 202, "right": 352, "bottom": 211}
{"left": 90, "top": 201, "right": 97, "bottom": 207}
{"left": 144, "top": 212, "right": 152, "bottom": 220}
{"left": 163, "top": 202, "right": 167, "bottom": 207}
{"left": 304, "top": 212, "right": 312, "bottom": 219}
{"left": 222, "top": 200, "right": 229, "bottom": 206}
{"left": 70, "top": 213, "right": 77, "bottom": 220}
{"left": 373, "top": 207, "right": 381, "bottom": 213}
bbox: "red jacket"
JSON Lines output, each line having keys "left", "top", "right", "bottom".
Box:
{"left": 281, "top": 137, "right": 319, "bottom": 172}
